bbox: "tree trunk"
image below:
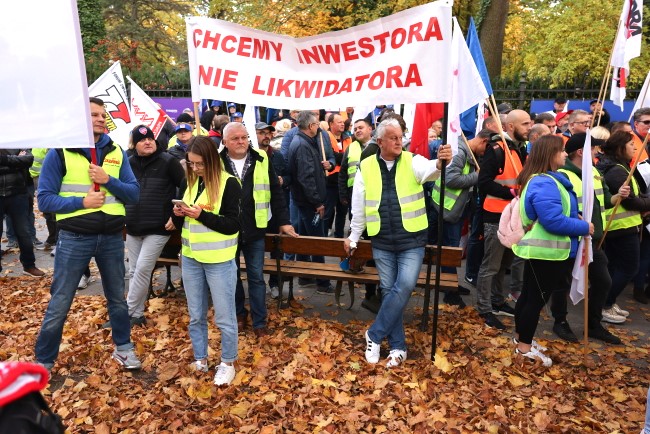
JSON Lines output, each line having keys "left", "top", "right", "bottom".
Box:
{"left": 479, "top": 0, "right": 509, "bottom": 80}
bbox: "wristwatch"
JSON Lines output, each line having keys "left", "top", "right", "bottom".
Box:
{"left": 349, "top": 241, "right": 357, "bottom": 250}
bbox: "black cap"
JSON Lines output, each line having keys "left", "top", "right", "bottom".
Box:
{"left": 565, "top": 132, "right": 606, "bottom": 154}
{"left": 132, "top": 125, "right": 154, "bottom": 145}
{"left": 255, "top": 122, "right": 275, "bottom": 132}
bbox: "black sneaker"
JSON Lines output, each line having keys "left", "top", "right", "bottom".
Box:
{"left": 298, "top": 278, "right": 316, "bottom": 287}
{"left": 443, "top": 291, "right": 466, "bottom": 308}
{"left": 492, "top": 303, "right": 515, "bottom": 317}
{"left": 553, "top": 321, "right": 579, "bottom": 343}
{"left": 130, "top": 316, "right": 146, "bottom": 327}
{"left": 464, "top": 276, "right": 477, "bottom": 287}
{"left": 480, "top": 312, "right": 506, "bottom": 330}
{"left": 361, "top": 296, "right": 381, "bottom": 314}
{"left": 588, "top": 326, "right": 622, "bottom": 345}
{"left": 316, "top": 285, "right": 335, "bottom": 295}
{"left": 458, "top": 286, "right": 470, "bottom": 295}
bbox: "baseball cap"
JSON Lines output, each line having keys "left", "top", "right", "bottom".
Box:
{"left": 227, "top": 103, "right": 236, "bottom": 108}
{"left": 255, "top": 122, "right": 275, "bottom": 131}
{"left": 565, "top": 132, "right": 606, "bottom": 154}
{"left": 233, "top": 112, "right": 243, "bottom": 118}
{"left": 555, "top": 110, "right": 574, "bottom": 123}
{"left": 175, "top": 123, "right": 193, "bottom": 132}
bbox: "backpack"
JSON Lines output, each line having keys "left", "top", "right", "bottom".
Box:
{"left": 497, "top": 196, "right": 525, "bottom": 249}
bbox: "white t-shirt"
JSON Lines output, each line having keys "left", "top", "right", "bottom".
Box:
{"left": 231, "top": 156, "right": 246, "bottom": 179}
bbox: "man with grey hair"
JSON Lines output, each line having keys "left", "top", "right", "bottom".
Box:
{"left": 562, "top": 109, "right": 591, "bottom": 141}
{"left": 288, "top": 111, "right": 334, "bottom": 294}
{"left": 344, "top": 118, "right": 452, "bottom": 368}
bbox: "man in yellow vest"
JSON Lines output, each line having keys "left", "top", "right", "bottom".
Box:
{"left": 344, "top": 118, "right": 451, "bottom": 368}
{"left": 34, "top": 97, "right": 142, "bottom": 373}
{"left": 220, "top": 122, "right": 297, "bottom": 338}
{"left": 558, "top": 133, "right": 629, "bottom": 344}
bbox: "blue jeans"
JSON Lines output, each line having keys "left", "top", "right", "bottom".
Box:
{"left": 182, "top": 255, "right": 238, "bottom": 363}
{"left": 368, "top": 246, "right": 425, "bottom": 351}
{"left": 235, "top": 237, "right": 267, "bottom": 329}
{"left": 297, "top": 205, "right": 330, "bottom": 288}
{"left": 35, "top": 231, "right": 132, "bottom": 365}
{"left": 428, "top": 205, "right": 463, "bottom": 274}
{"left": 0, "top": 193, "right": 36, "bottom": 271}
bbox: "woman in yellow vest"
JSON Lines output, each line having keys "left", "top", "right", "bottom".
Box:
{"left": 597, "top": 131, "right": 650, "bottom": 309}
{"left": 512, "top": 135, "right": 592, "bottom": 367}
{"left": 173, "top": 137, "right": 242, "bottom": 386}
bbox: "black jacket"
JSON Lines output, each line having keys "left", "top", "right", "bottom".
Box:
{"left": 126, "top": 145, "right": 185, "bottom": 236}
{"left": 288, "top": 131, "right": 327, "bottom": 209}
{"left": 0, "top": 150, "right": 32, "bottom": 197}
{"left": 220, "top": 147, "right": 290, "bottom": 242}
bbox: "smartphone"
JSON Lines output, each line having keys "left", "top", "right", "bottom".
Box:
{"left": 172, "top": 199, "right": 189, "bottom": 207}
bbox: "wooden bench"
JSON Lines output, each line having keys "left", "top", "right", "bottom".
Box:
{"left": 256, "top": 234, "right": 462, "bottom": 311}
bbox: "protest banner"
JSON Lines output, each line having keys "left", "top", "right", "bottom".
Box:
{"left": 186, "top": 1, "right": 452, "bottom": 109}
{"left": 0, "top": 0, "right": 91, "bottom": 149}
{"left": 127, "top": 77, "right": 168, "bottom": 139}
{"left": 89, "top": 61, "right": 132, "bottom": 149}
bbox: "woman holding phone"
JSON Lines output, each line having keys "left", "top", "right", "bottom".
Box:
{"left": 173, "top": 136, "right": 241, "bottom": 386}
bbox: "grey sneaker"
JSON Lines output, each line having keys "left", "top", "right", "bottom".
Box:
{"left": 33, "top": 239, "right": 45, "bottom": 250}
{"left": 6, "top": 240, "right": 17, "bottom": 249}
{"left": 112, "top": 348, "right": 142, "bottom": 370}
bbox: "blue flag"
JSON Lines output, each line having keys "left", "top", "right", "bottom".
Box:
{"left": 460, "top": 17, "right": 493, "bottom": 139}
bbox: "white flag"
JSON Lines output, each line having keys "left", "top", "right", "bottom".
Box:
{"left": 610, "top": 0, "right": 643, "bottom": 110}
{"left": 570, "top": 129, "right": 595, "bottom": 305}
{"left": 127, "top": 77, "right": 167, "bottom": 139}
{"left": 0, "top": 0, "right": 92, "bottom": 149}
{"left": 629, "top": 69, "right": 650, "bottom": 121}
{"left": 446, "top": 18, "right": 489, "bottom": 154}
{"left": 89, "top": 62, "right": 132, "bottom": 149}
{"left": 243, "top": 106, "right": 258, "bottom": 148}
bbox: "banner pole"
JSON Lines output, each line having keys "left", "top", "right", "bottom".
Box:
{"left": 582, "top": 240, "right": 589, "bottom": 359}
{"left": 591, "top": 20, "right": 622, "bottom": 129}
{"left": 193, "top": 102, "right": 202, "bottom": 136}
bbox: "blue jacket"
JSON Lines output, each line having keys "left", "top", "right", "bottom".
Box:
{"left": 38, "top": 134, "right": 139, "bottom": 214}
{"left": 522, "top": 171, "right": 590, "bottom": 258}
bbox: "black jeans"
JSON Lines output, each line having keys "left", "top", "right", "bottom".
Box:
{"left": 0, "top": 193, "right": 35, "bottom": 271}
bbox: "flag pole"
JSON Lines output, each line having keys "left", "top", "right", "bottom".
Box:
{"left": 461, "top": 131, "right": 480, "bottom": 171}
{"left": 582, "top": 240, "right": 589, "bottom": 358}
{"left": 193, "top": 102, "right": 202, "bottom": 136}
{"left": 430, "top": 102, "right": 449, "bottom": 361}
{"left": 598, "top": 133, "right": 650, "bottom": 248}
{"left": 591, "top": 20, "right": 623, "bottom": 129}
{"left": 487, "top": 95, "right": 520, "bottom": 176}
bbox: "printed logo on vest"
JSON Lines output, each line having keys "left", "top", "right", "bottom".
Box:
{"left": 103, "top": 158, "right": 121, "bottom": 166}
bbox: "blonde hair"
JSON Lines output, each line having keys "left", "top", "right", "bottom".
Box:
{"left": 591, "top": 126, "right": 610, "bottom": 141}
{"left": 275, "top": 119, "right": 292, "bottom": 134}
{"left": 186, "top": 136, "right": 223, "bottom": 207}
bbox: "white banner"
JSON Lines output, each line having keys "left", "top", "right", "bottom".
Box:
{"left": 629, "top": 69, "right": 650, "bottom": 120}
{"left": 127, "top": 77, "right": 167, "bottom": 140}
{"left": 186, "top": 1, "right": 452, "bottom": 108}
{"left": 0, "top": 0, "right": 92, "bottom": 149}
{"left": 89, "top": 62, "right": 132, "bottom": 149}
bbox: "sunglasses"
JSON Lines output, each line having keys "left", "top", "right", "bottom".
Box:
{"left": 637, "top": 120, "right": 650, "bottom": 125}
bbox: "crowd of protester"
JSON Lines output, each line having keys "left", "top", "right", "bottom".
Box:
{"left": 4, "top": 97, "right": 650, "bottom": 389}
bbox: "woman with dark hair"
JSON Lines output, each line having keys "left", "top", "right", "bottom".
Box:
{"left": 173, "top": 136, "right": 241, "bottom": 386}
{"left": 597, "top": 131, "right": 650, "bottom": 312}
{"left": 512, "top": 135, "right": 592, "bottom": 367}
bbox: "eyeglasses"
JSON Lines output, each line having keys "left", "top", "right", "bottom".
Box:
{"left": 637, "top": 120, "right": 650, "bottom": 125}
{"left": 188, "top": 161, "right": 204, "bottom": 168}
{"left": 572, "top": 121, "right": 590, "bottom": 126}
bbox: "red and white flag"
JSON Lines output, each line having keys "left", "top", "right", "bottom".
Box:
{"left": 446, "top": 17, "right": 489, "bottom": 154}
{"left": 89, "top": 61, "right": 132, "bottom": 148}
{"left": 127, "top": 77, "right": 167, "bottom": 140}
{"left": 610, "top": 0, "right": 643, "bottom": 110}
{"left": 570, "top": 130, "right": 595, "bottom": 305}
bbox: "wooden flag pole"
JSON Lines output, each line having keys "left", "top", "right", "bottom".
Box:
{"left": 487, "top": 95, "right": 520, "bottom": 176}
{"left": 193, "top": 102, "right": 202, "bottom": 136}
{"left": 461, "top": 131, "right": 480, "bottom": 171}
{"left": 598, "top": 133, "right": 650, "bottom": 249}
{"left": 591, "top": 20, "right": 623, "bottom": 129}
{"left": 582, "top": 240, "right": 590, "bottom": 358}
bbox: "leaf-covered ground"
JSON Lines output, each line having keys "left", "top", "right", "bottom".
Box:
{"left": 1, "top": 276, "right": 649, "bottom": 433}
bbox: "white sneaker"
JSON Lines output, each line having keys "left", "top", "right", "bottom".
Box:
{"left": 515, "top": 346, "right": 552, "bottom": 367}
{"left": 611, "top": 304, "right": 630, "bottom": 317}
{"left": 112, "top": 348, "right": 142, "bottom": 370}
{"left": 270, "top": 286, "right": 280, "bottom": 299}
{"left": 386, "top": 349, "right": 407, "bottom": 368}
{"left": 191, "top": 359, "right": 208, "bottom": 373}
{"left": 512, "top": 337, "right": 547, "bottom": 352}
{"left": 365, "top": 330, "right": 380, "bottom": 364}
{"left": 213, "top": 362, "right": 235, "bottom": 386}
{"left": 78, "top": 275, "right": 89, "bottom": 290}
{"left": 602, "top": 308, "right": 626, "bottom": 324}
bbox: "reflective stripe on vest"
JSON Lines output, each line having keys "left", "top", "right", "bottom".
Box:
{"left": 483, "top": 141, "right": 523, "bottom": 213}
{"left": 251, "top": 149, "right": 271, "bottom": 228}
{"left": 513, "top": 174, "right": 572, "bottom": 260}
{"left": 181, "top": 172, "right": 238, "bottom": 263}
{"left": 29, "top": 148, "right": 48, "bottom": 178}
{"left": 432, "top": 161, "right": 470, "bottom": 211}
{"left": 347, "top": 141, "right": 362, "bottom": 188}
{"left": 360, "top": 151, "right": 428, "bottom": 236}
{"left": 604, "top": 164, "right": 642, "bottom": 231}
{"left": 558, "top": 167, "right": 606, "bottom": 229}
{"left": 56, "top": 148, "right": 125, "bottom": 221}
